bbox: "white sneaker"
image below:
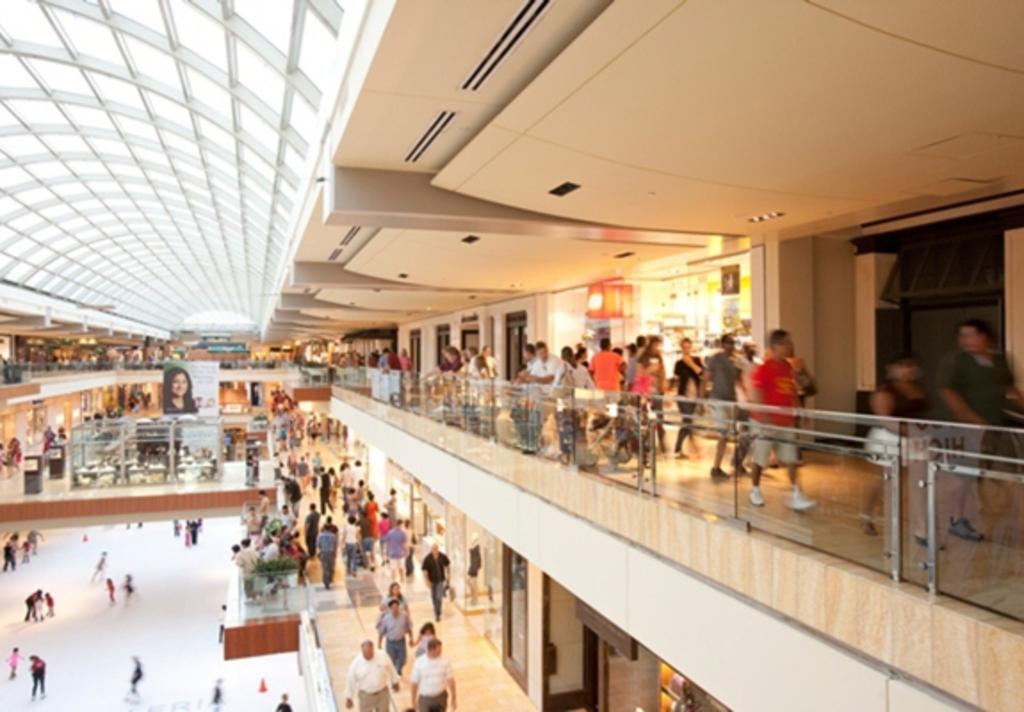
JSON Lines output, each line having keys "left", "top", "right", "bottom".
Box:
{"left": 787, "top": 490, "right": 816, "bottom": 511}
{"left": 749, "top": 486, "right": 765, "bottom": 507}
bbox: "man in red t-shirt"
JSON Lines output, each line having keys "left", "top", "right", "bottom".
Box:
{"left": 589, "top": 338, "right": 625, "bottom": 392}
{"left": 748, "top": 329, "right": 815, "bottom": 511}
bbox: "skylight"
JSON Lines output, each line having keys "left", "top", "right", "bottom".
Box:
{"left": 0, "top": 0, "right": 348, "bottom": 328}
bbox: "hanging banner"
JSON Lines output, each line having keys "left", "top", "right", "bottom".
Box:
{"left": 163, "top": 361, "right": 219, "bottom": 416}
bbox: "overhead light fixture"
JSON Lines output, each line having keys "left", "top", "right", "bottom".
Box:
{"left": 748, "top": 211, "right": 786, "bottom": 223}
{"left": 614, "top": 251, "right": 635, "bottom": 259}
{"left": 549, "top": 181, "right": 580, "bottom": 197}
{"left": 462, "top": 235, "right": 480, "bottom": 244}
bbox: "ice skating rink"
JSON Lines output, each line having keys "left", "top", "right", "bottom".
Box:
{"left": 0, "top": 517, "right": 308, "bottom": 711}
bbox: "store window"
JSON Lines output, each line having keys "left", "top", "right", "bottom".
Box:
{"left": 641, "top": 253, "right": 752, "bottom": 365}
{"left": 503, "top": 547, "right": 529, "bottom": 689}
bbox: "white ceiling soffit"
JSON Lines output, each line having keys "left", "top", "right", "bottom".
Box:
{"left": 0, "top": 0, "right": 349, "bottom": 330}
{"left": 334, "top": 0, "right": 610, "bottom": 173}
{"left": 343, "top": 227, "right": 699, "bottom": 292}
{"left": 433, "top": 0, "right": 1024, "bottom": 236}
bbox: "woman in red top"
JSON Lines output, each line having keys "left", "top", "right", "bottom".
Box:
{"left": 748, "top": 330, "right": 816, "bottom": 511}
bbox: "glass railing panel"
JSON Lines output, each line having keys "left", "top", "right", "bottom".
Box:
{"left": 238, "top": 566, "right": 307, "bottom": 621}
{"left": 571, "top": 389, "right": 643, "bottom": 489}
{"left": 922, "top": 421, "right": 1024, "bottom": 620}
{"left": 646, "top": 395, "right": 738, "bottom": 518}
{"left": 729, "top": 403, "right": 899, "bottom": 576}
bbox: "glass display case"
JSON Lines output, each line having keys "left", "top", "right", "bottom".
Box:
{"left": 70, "top": 417, "right": 222, "bottom": 489}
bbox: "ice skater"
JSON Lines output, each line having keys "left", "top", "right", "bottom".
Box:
{"left": 123, "top": 574, "right": 136, "bottom": 604}
{"left": 44, "top": 592, "right": 54, "bottom": 618}
{"left": 29, "top": 654, "right": 45, "bottom": 700}
{"left": 106, "top": 577, "right": 116, "bottom": 605}
{"left": 24, "top": 590, "right": 42, "bottom": 622}
{"left": 125, "top": 656, "right": 143, "bottom": 702}
{"left": 92, "top": 551, "right": 107, "bottom": 582}
{"left": 211, "top": 678, "right": 225, "bottom": 711}
{"left": 7, "top": 647, "right": 22, "bottom": 679}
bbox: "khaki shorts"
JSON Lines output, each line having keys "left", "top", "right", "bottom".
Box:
{"left": 707, "top": 402, "right": 735, "bottom": 433}
{"left": 751, "top": 423, "right": 798, "bottom": 467}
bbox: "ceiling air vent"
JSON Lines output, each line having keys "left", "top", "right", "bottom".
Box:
{"left": 461, "top": 0, "right": 552, "bottom": 91}
{"left": 340, "top": 226, "right": 361, "bottom": 246}
{"left": 328, "top": 248, "right": 343, "bottom": 261}
{"left": 462, "top": 235, "right": 480, "bottom": 244}
{"left": 404, "top": 111, "right": 456, "bottom": 163}
{"left": 549, "top": 181, "right": 580, "bottom": 197}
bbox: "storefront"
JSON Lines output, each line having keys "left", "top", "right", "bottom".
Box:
{"left": 541, "top": 580, "right": 730, "bottom": 711}
{"left": 638, "top": 251, "right": 753, "bottom": 363}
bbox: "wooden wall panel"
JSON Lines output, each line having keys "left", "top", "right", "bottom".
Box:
{"left": 223, "top": 616, "right": 300, "bottom": 659}
{"left": 0, "top": 487, "right": 257, "bottom": 527}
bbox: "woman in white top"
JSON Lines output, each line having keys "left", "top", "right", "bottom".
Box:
{"left": 555, "top": 346, "right": 596, "bottom": 390}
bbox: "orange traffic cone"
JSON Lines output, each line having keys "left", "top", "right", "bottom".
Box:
{"left": 82, "top": 533, "right": 88, "bottom": 543}
{"left": 258, "top": 678, "right": 268, "bottom": 693}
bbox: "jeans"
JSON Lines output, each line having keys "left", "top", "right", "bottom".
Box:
{"left": 345, "top": 543, "right": 358, "bottom": 575}
{"left": 319, "top": 552, "right": 336, "bottom": 588}
{"left": 430, "top": 580, "right": 446, "bottom": 620}
{"left": 674, "top": 401, "right": 697, "bottom": 452}
{"left": 385, "top": 638, "right": 407, "bottom": 675}
{"left": 32, "top": 673, "right": 44, "bottom": 698}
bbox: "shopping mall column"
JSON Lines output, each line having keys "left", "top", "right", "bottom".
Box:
{"left": 1005, "top": 228, "right": 1024, "bottom": 376}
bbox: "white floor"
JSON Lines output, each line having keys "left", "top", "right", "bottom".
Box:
{"left": 0, "top": 518, "right": 308, "bottom": 711}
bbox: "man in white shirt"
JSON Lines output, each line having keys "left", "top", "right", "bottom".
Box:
{"left": 514, "top": 341, "right": 560, "bottom": 453}
{"left": 519, "top": 341, "right": 560, "bottom": 385}
{"left": 410, "top": 638, "right": 456, "bottom": 711}
{"left": 345, "top": 640, "right": 399, "bottom": 712}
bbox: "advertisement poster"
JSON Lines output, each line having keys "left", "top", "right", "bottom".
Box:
{"left": 163, "top": 361, "right": 219, "bottom": 416}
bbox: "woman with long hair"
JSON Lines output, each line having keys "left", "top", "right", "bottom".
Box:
{"left": 164, "top": 367, "right": 197, "bottom": 414}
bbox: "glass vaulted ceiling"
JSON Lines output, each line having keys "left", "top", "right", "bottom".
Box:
{"left": 0, "top": 0, "right": 344, "bottom": 328}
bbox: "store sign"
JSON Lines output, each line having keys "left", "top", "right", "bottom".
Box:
{"left": 720, "top": 265, "right": 741, "bottom": 295}
{"left": 163, "top": 361, "right": 219, "bottom": 416}
{"left": 586, "top": 281, "right": 634, "bottom": 319}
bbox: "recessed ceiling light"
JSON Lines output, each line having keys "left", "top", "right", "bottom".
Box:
{"left": 549, "top": 181, "right": 580, "bottom": 197}
{"left": 468, "top": 295, "right": 477, "bottom": 300}
{"left": 461, "top": 235, "right": 480, "bottom": 244}
{"left": 748, "top": 211, "right": 786, "bottom": 223}
{"left": 614, "top": 251, "right": 635, "bottom": 259}
{"left": 509, "top": 282, "right": 521, "bottom": 288}
{"left": 398, "top": 273, "right": 409, "bottom": 279}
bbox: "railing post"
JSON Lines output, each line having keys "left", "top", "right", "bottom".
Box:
{"left": 886, "top": 455, "right": 901, "bottom": 583}
{"left": 635, "top": 396, "right": 644, "bottom": 492}
{"left": 925, "top": 460, "right": 938, "bottom": 594}
{"left": 489, "top": 380, "right": 497, "bottom": 443}
{"left": 569, "top": 390, "right": 577, "bottom": 469}
{"left": 649, "top": 405, "right": 658, "bottom": 496}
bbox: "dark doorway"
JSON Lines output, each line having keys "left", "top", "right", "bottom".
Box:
{"left": 436, "top": 324, "right": 451, "bottom": 365}
{"left": 907, "top": 299, "right": 1003, "bottom": 416}
{"left": 505, "top": 311, "right": 528, "bottom": 379}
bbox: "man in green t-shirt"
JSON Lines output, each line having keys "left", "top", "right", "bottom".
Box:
{"left": 936, "top": 318, "right": 1022, "bottom": 541}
